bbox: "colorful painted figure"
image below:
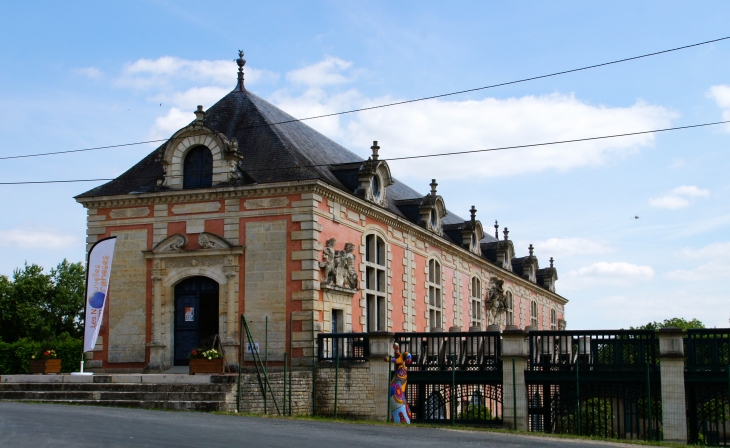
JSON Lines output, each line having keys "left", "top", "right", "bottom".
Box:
{"left": 385, "top": 342, "right": 412, "bottom": 423}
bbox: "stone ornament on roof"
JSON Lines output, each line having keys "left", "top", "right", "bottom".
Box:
{"left": 354, "top": 141, "right": 394, "bottom": 208}
{"left": 320, "top": 238, "right": 359, "bottom": 291}
{"left": 418, "top": 179, "right": 446, "bottom": 236}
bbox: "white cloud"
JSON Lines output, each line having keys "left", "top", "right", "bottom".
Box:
{"left": 116, "top": 56, "right": 279, "bottom": 90}
{"left": 708, "top": 84, "right": 730, "bottom": 132}
{"left": 286, "top": 56, "right": 357, "bottom": 86}
{"left": 666, "top": 262, "right": 730, "bottom": 282}
{"left": 562, "top": 261, "right": 654, "bottom": 290}
{"left": 666, "top": 241, "right": 730, "bottom": 282}
{"left": 270, "top": 56, "right": 676, "bottom": 178}
{"left": 0, "top": 228, "right": 78, "bottom": 250}
{"left": 677, "top": 241, "right": 730, "bottom": 259}
{"left": 149, "top": 86, "right": 230, "bottom": 138}
{"left": 527, "top": 238, "right": 614, "bottom": 259}
{"left": 73, "top": 67, "right": 102, "bottom": 79}
{"left": 649, "top": 185, "right": 709, "bottom": 209}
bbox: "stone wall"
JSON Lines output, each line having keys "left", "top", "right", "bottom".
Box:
{"left": 315, "top": 362, "right": 376, "bottom": 419}
{"left": 244, "top": 220, "right": 287, "bottom": 362}
{"left": 229, "top": 370, "right": 312, "bottom": 415}
{"left": 108, "top": 229, "right": 148, "bottom": 363}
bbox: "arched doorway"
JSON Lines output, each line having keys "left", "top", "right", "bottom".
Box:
{"left": 174, "top": 276, "right": 219, "bottom": 366}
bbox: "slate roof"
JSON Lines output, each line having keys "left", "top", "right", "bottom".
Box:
{"left": 76, "top": 85, "right": 497, "bottom": 245}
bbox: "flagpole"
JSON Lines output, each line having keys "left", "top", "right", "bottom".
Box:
{"left": 72, "top": 236, "right": 117, "bottom": 376}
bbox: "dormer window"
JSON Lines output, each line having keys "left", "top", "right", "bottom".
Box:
{"left": 183, "top": 146, "right": 213, "bottom": 189}
{"left": 371, "top": 174, "right": 381, "bottom": 200}
{"left": 418, "top": 179, "right": 446, "bottom": 236}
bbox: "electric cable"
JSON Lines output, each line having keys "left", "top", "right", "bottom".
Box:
{"left": 1, "top": 118, "right": 727, "bottom": 185}
{"left": 1, "top": 35, "right": 728, "bottom": 162}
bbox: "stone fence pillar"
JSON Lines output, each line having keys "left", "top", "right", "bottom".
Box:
{"left": 368, "top": 332, "right": 394, "bottom": 421}
{"left": 501, "top": 328, "right": 529, "bottom": 431}
{"left": 658, "top": 327, "right": 687, "bottom": 444}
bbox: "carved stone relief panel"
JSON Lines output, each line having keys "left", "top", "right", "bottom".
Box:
{"left": 320, "top": 238, "right": 358, "bottom": 291}
{"left": 110, "top": 207, "right": 151, "bottom": 219}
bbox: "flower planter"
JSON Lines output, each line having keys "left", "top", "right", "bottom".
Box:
{"left": 189, "top": 358, "right": 224, "bottom": 375}
{"left": 29, "top": 359, "right": 62, "bottom": 374}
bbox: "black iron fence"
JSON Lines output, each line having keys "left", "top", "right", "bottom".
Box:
{"left": 395, "top": 332, "right": 503, "bottom": 426}
{"left": 528, "top": 330, "right": 660, "bottom": 373}
{"left": 394, "top": 331, "right": 502, "bottom": 372}
{"left": 685, "top": 329, "right": 730, "bottom": 446}
{"left": 526, "top": 330, "right": 662, "bottom": 441}
{"left": 317, "top": 333, "right": 369, "bottom": 362}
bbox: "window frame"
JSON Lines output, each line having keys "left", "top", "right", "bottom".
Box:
{"left": 530, "top": 300, "right": 539, "bottom": 328}
{"left": 427, "top": 258, "right": 443, "bottom": 331}
{"left": 505, "top": 291, "right": 514, "bottom": 327}
{"left": 182, "top": 145, "right": 214, "bottom": 189}
{"left": 550, "top": 308, "right": 557, "bottom": 330}
{"left": 470, "top": 276, "right": 482, "bottom": 328}
{"left": 364, "top": 233, "right": 387, "bottom": 332}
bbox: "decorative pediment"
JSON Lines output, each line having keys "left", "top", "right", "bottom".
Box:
{"left": 418, "top": 179, "right": 446, "bottom": 236}
{"left": 198, "top": 232, "right": 233, "bottom": 249}
{"left": 460, "top": 206, "right": 484, "bottom": 255}
{"left": 354, "top": 141, "right": 394, "bottom": 208}
{"left": 154, "top": 106, "right": 244, "bottom": 190}
{"left": 152, "top": 234, "right": 188, "bottom": 253}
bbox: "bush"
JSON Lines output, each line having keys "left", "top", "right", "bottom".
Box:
{"left": 457, "top": 404, "right": 494, "bottom": 421}
{"left": 0, "top": 336, "right": 82, "bottom": 374}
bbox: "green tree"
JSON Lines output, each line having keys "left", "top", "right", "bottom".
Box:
{"left": 47, "top": 260, "right": 86, "bottom": 338}
{"left": 631, "top": 317, "right": 705, "bottom": 331}
{"left": 0, "top": 263, "right": 53, "bottom": 342}
{"left": 0, "top": 260, "right": 85, "bottom": 343}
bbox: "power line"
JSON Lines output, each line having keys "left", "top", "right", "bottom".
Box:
{"left": 2, "top": 35, "right": 728, "bottom": 162}
{"left": 2, "top": 118, "right": 728, "bottom": 185}
{"left": 0, "top": 139, "right": 169, "bottom": 161}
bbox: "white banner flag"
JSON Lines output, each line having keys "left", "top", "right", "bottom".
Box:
{"left": 83, "top": 236, "right": 117, "bottom": 353}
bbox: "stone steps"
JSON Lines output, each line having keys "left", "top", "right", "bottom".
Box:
{"left": 0, "top": 375, "right": 236, "bottom": 412}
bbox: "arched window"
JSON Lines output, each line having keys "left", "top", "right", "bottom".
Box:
{"left": 505, "top": 291, "right": 514, "bottom": 326}
{"left": 470, "top": 277, "right": 481, "bottom": 328}
{"left": 426, "top": 391, "right": 446, "bottom": 420}
{"left": 365, "top": 234, "right": 386, "bottom": 332}
{"left": 427, "top": 258, "right": 443, "bottom": 330}
{"left": 183, "top": 146, "right": 213, "bottom": 189}
{"left": 550, "top": 309, "right": 557, "bottom": 330}
{"left": 530, "top": 301, "right": 538, "bottom": 328}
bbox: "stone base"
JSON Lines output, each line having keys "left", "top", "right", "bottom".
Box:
{"left": 146, "top": 343, "right": 169, "bottom": 373}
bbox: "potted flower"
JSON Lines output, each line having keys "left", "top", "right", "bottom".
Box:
{"left": 29, "top": 349, "right": 62, "bottom": 374}
{"left": 188, "top": 348, "right": 225, "bottom": 375}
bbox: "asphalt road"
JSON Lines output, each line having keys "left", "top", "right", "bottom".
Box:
{"left": 0, "top": 402, "right": 633, "bottom": 447}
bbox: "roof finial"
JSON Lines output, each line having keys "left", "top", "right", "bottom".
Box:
{"left": 469, "top": 205, "right": 477, "bottom": 223}
{"left": 430, "top": 179, "right": 438, "bottom": 196}
{"left": 528, "top": 244, "right": 534, "bottom": 257}
{"left": 236, "top": 50, "right": 246, "bottom": 91}
{"left": 549, "top": 257, "right": 554, "bottom": 268}
{"left": 503, "top": 227, "right": 509, "bottom": 241}
{"left": 494, "top": 220, "right": 499, "bottom": 238}
{"left": 194, "top": 105, "right": 205, "bottom": 123}
{"left": 371, "top": 141, "right": 380, "bottom": 161}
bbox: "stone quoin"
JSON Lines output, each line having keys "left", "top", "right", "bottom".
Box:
{"left": 75, "top": 51, "right": 567, "bottom": 372}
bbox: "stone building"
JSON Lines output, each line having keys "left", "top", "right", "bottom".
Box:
{"left": 75, "top": 52, "right": 567, "bottom": 372}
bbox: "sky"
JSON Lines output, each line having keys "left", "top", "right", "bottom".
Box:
{"left": 0, "top": 1, "right": 728, "bottom": 329}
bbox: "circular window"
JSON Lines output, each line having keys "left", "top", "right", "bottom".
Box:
{"left": 371, "top": 175, "right": 381, "bottom": 199}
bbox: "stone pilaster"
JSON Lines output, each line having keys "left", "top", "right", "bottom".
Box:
{"left": 147, "top": 259, "right": 167, "bottom": 371}
{"left": 658, "top": 327, "right": 687, "bottom": 444}
{"left": 223, "top": 265, "right": 239, "bottom": 342}
{"left": 368, "top": 332, "right": 395, "bottom": 421}
{"left": 290, "top": 192, "right": 323, "bottom": 363}
{"left": 501, "top": 328, "right": 529, "bottom": 431}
